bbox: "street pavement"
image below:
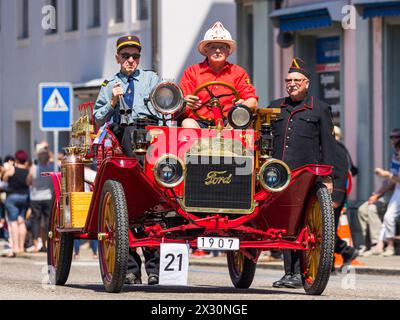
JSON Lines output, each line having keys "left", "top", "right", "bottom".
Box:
{"left": 1, "top": 243, "right": 400, "bottom": 300}
{"left": 190, "top": 252, "right": 400, "bottom": 276}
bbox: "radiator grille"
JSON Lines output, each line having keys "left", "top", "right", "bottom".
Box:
{"left": 183, "top": 155, "right": 254, "bottom": 213}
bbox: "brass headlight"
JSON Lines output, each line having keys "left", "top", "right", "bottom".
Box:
{"left": 153, "top": 154, "right": 185, "bottom": 188}
{"left": 150, "top": 82, "right": 184, "bottom": 115}
{"left": 259, "top": 159, "right": 291, "bottom": 192}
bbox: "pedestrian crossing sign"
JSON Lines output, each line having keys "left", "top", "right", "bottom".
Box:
{"left": 39, "top": 83, "right": 73, "bottom": 131}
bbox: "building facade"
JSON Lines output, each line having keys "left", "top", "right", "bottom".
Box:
{"left": 0, "top": 0, "right": 236, "bottom": 158}
{"left": 236, "top": 0, "right": 400, "bottom": 203}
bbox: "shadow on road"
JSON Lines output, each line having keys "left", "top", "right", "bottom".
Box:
{"left": 65, "top": 283, "right": 305, "bottom": 296}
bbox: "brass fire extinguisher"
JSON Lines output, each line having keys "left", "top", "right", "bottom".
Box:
{"left": 60, "top": 147, "right": 84, "bottom": 228}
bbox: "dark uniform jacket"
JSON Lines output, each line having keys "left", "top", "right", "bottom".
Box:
{"left": 332, "top": 141, "right": 349, "bottom": 205}
{"left": 332, "top": 140, "right": 358, "bottom": 205}
{"left": 268, "top": 94, "right": 336, "bottom": 171}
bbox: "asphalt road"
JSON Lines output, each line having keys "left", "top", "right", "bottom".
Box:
{"left": 1, "top": 254, "right": 399, "bottom": 301}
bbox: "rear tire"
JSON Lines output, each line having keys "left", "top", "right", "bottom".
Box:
{"left": 227, "top": 249, "right": 257, "bottom": 289}
{"left": 47, "top": 199, "right": 74, "bottom": 286}
{"left": 301, "top": 185, "right": 335, "bottom": 295}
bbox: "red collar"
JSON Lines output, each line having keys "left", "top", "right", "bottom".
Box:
{"left": 199, "top": 59, "right": 232, "bottom": 75}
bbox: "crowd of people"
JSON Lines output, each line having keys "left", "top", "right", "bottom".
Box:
{"left": 0, "top": 142, "right": 98, "bottom": 259}
{"left": 356, "top": 128, "right": 400, "bottom": 257}
{"left": 0, "top": 142, "right": 56, "bottom": 257}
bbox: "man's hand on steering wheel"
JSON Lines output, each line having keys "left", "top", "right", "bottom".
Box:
{"left": 188, "top": 81, "right": 240, "bottom": 122}
{"left": 184, "top": 94, "right": 203, "bottom": 110}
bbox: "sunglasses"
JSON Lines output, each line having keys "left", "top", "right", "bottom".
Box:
{"left": 120, "top": 52, "right": 141, "bottom": 60}
{"left": 390, "top": 135, "right": 400, "bottom": 139}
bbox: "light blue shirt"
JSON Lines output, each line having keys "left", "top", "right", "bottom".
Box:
{"left": 391, "top": 153, "right": 400, "bottom": 176}
{"left": 94, "top": 69, "right": 160, "bottom": 126}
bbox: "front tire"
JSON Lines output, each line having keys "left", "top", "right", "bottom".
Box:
{"left": 301, "top": 185, "right": 335, "bottom": 295}
{"left": 227, "top": 249, "right": 257, "bottom": 289}
{"left": 98, "top": 180, "right": 129, "bottom": 293}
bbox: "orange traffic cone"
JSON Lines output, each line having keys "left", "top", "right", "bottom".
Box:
{"left": 337, "top": 211, "right": 353, "bottom": 246}
{"left": 334, "top": 210, "right": 363, "bottom": 267}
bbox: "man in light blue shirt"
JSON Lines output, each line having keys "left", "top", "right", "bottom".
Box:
{"left": 94, "top": 35, "right": 159, "bottom": 157}
{"left": 94, "top": 35, "right": 160, "bottom": 285}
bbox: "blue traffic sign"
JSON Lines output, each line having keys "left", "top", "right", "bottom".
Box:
{"left": 39, "top": 83, "right": 73, "bottom": 131}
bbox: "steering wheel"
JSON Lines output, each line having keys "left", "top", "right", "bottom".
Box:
{"left": 190, "top": 81, "right": 240, "bottom": 122}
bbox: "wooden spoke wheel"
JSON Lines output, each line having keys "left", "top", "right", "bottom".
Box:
{"left": 301, "top": 185, "right": 335, "bottom": 295}
{"left": 98, "top": 180, "right": 129, "bottom": 293}
{"left": 47, "top": 199, "right": 73, "bottom": 286}
{"left": 227, "top": 249, "right": 257, "bottom": 289}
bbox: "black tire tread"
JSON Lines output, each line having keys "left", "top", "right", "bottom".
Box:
{"left": 227, "top": 249, "right": 257, "bottom": 289}
{"left": 303, "top": 186, "right": 335, "bottom": 295}
{"left": 47, "top": 200, "right": 74, "bottom": 286}
{"left": 99, "top": 180, "right": 129, "bottom": 293}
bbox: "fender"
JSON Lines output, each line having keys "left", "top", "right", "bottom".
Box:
{"left": 85, "top": 156, "right": 171, "bottom": 233}
{"left": 253, "top": 164, "right": 332, "bottom": 236}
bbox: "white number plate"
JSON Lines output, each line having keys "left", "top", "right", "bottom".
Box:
{"left": 197, "top": 237, "right": 240, "bottom": 251}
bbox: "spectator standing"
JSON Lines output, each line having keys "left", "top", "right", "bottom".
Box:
{"left": 74, "top": 240, "right": 98, "bottom": 260}
{"left": 0, "top": 156, "right": 15, "bottom": 245}
{"left": 2, "top": 151, "right": 30, "bottom": 257}
{"left": 332, "top": 126, "right": 358, "bottom": 269}
{"left": 26, "top": 143, "right": 54, "bottom": 253}
{"left": 364, "top": 140, "right": 400, "bottom": 256}
{"left": 357, "top": 128, "right": 400, "bottom": 253}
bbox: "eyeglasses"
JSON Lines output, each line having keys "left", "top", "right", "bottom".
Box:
{"left": 120, "top": 53, "right": 141, "bottom": 60}
{"left": 285, "top": 78, "right": 306, "bottom": 85}
{"left": 390, "top": 135, "right": 400, "bottom": 139}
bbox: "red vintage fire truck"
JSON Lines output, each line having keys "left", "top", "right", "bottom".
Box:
{"left": 46, "top": 81, "right": 334, "bottom": 295}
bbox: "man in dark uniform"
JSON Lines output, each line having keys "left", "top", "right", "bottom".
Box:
{"left": 269, "top": 57, "right": 336, "bottom": 288}
{"left": 332, "top": 126, "right": 358, "bottom": 271}
{"left": 94, "top": 35, "right": 160, "bottom": 285}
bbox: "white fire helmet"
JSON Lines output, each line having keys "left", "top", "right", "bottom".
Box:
{"left": 198, "top": 21, "right": 236, "bottom": 56}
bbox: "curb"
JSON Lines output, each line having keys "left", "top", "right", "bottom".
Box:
{"left": 189, "top": 259, "right": 400, "bottom": 276}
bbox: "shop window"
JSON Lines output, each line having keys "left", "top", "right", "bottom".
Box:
{"left": 315, "top": 36, "right": 341, "bottom": 125}
{"left": 109, "top": 0, "right": 124, "bottom": 26}
{"left": 66, "top": 0, "right": 79, "bottom": 32}
{"left": 384, "top": 23, "right": 400, "bottom": 164}
{"left": 87, "top": 0, "right": 101, "bottom": 29}
{"left": 136, "top": 0, "right": 149, "bottom": 21}
{"left": 17, "top": 0, "right": 29, "bottom": 39}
